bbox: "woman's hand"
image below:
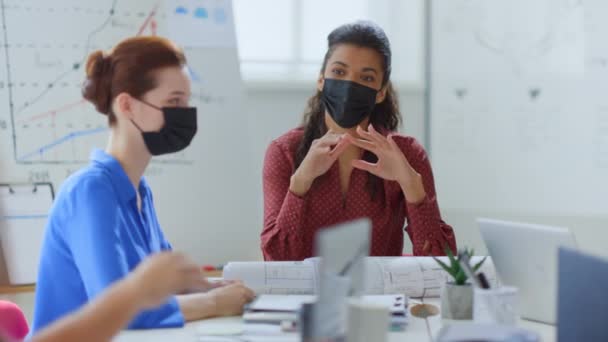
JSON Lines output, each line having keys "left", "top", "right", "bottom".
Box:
{"left": 126, "top": 252, "right": 211, "bottom": 310}
{"left": 205, "top": 282, "right": 256, "bottom": 316}
{"left": 345, "top": 124, "right": 426, "bottom": 204}
{"left": 290, "top": 130, "right": 351, "bottom": 196}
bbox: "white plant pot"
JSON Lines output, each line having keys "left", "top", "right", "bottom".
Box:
{"left": 441, "top": 282, "right": 473, "bottom": 320}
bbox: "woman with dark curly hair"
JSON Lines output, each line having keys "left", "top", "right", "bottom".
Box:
{"left": 261, "top": 21, "right": 457, "bottom": 261}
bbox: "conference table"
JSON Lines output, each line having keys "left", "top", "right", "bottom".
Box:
{"left": 116, "top": 297, "right": 555, "bottom": 342}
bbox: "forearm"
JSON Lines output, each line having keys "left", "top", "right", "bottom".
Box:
{"left": 387, "top": 136, "right": 455, "bottom": 255}
{"left": 32, "top": 280, "right": 141, "bottom": 342}
{"left": 176, "top": 293, "right": 217, "bottom": 322}
{"left": 262, "top": 189, "right": 311, "bottom": 261}
{"left": 262, "top": 141, "right": 315, "bottom": 260}
{"left": 398, "top": 172, "right": 426, "bottom": 205}
{"left": 289, "top": 170, "right": 314, "bottom": 196}
{"left": 405, "top": 196, "right": 457, "bottom": 255}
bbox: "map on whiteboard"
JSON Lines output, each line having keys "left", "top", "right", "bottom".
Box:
{"left": 0, "top": 0, "right": 233, "bottom": 165}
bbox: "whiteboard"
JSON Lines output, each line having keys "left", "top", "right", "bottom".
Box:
{"left": 0, "top": 183, "right": 53, "bottom": 284}
{"left": 0, "top": 0, "right": 260, "bottom": 265}
{"left": 429, "top": 0, "right": 608, "bottom": 217}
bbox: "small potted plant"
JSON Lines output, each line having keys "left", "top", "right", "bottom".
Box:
{"left": 434, "top": 247, "right": 486, "bottom": 320}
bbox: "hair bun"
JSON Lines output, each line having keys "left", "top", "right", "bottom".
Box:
{"left": 82, "top": 50, "right": 113, "bottom": 115}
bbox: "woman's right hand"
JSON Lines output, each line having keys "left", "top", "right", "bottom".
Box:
{"left": 290, "top": 131, "right": 350, "bottom": 196}
{"left": 206, "top": 283, "right": 256, "bottom": 316}
{"left": 127, "top": 252, "right": 210, "bottom": 310}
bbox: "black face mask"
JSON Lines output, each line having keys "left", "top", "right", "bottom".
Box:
{"left": 131, "top": 100, "right": 198, "bottom": 156}
{"left": 321, "top": 78, "right": 378, "bottom": 128}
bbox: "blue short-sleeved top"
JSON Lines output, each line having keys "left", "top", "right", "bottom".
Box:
{"left": 31, "top": 149, "right": 184, "bottom": 333}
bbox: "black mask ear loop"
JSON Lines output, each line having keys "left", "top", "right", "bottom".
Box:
{"left": 130, "top": 98, "right": 162, "bottom": 133}
{"left": 130, "top": 118, "right": 145, "bottom": 133}
{"left": 138, "top": 98, "right": 163, "bottom": 111}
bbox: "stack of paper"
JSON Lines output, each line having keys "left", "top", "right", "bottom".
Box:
{"left": 243, "top": 294, "right": 409, "bottom": 331}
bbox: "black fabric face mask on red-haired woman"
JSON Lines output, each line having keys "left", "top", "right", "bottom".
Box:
{"left": 130, "top": 99, "right": 198, "bottom": 156}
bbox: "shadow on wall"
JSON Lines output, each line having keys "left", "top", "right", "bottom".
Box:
{"left": 0, "top": 242, "right": 10, "bottom": 286}
{"left": 0, "top": 158, "right": 10, "bottom": 285}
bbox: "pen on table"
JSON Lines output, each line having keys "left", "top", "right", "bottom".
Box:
{"left": 458, "top": 251, "right": 489, "bottom": 289}
{"left": 478, "top": 272, "right": 491, "bottom": 289}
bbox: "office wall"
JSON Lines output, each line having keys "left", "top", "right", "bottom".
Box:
{"left": 242, "top": 84, "right": 608, "bottom": 260}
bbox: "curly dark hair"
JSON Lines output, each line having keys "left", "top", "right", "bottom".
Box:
{"left": 295, "top": 21, "right": 402, "bottom": 202}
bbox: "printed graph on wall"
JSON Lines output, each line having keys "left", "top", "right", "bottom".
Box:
{"left": 0, "top": 0, "right": 232, "bottom": 165}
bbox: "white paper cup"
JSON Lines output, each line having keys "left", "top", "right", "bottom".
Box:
{"left": 473, "top": 286, "right": 519, "bottom": 325}
{"left": 345, "top": 298, "right": 389, "bottom": 342}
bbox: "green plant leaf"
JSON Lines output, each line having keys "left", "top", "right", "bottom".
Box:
{"left": 445, "top": 246, "right": 455, "bottom": 259}
{"left": 433, "top": 257, "right": 456, "bottom": 278}
{"left": 454, "top": 268, "right": 467, "bottom": 285}
{"left": 472, "top": 256, "right": 487, "bottom": 273}
{"left": 445, "top": 247, "right": 459, "bottom": 274}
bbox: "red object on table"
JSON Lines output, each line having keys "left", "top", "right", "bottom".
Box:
{"left": 202, "top": 265, "right": 217, "bottom": 272}
{"left": 0, "top": 300, "right": 29, "bottom": 341}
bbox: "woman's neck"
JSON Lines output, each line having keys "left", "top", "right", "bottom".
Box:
{"left": 105, "top": 132, "right": 150, "bottom": 192}
{"left": 339, "top": 144, "right": 364, "bottom": 162}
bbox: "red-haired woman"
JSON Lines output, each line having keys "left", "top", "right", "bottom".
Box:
{"left": 30, "top": 36, "right": 253, "bottom": 334}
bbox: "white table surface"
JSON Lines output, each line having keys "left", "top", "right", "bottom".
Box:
{"left": 115, "top": 298, "right": 556, "bottom": 342}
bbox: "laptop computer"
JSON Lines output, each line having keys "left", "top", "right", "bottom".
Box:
{"left": 478, "top": 218, "right": 577, "bottom": 324}
{"left": 558, "top": 248, "right": 608, "bottom": 341}
{"left": 312, "top": 218, "right": 372, "bottom": 338}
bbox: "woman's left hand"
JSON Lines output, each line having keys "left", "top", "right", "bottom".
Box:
{"left": 345, "top": 124, "right": 427, "bottom": 204}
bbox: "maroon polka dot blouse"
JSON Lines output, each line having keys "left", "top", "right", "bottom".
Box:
{"left": 261, "top": 128, "right": 457, "bottom": 261}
